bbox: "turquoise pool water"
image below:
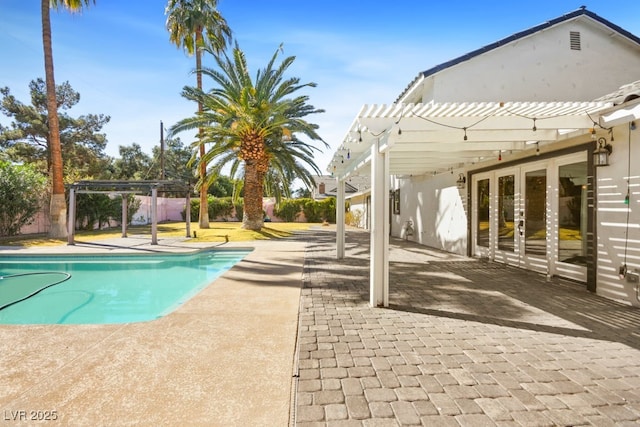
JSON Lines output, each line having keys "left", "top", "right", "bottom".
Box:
{"left": 0, "top": 249, "right": 251, "bottom": 325}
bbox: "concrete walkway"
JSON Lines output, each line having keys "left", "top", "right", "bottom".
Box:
{"left": 0, "top": 236, "right": 304, "bottom": 426}
{"left": 295, "top": 229, "right": 640, "bottom": 426}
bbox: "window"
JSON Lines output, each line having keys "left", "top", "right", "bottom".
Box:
{"left": 393, "top": 189, "right": 400, "bottom": 215}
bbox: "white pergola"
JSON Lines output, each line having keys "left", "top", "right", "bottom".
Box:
{"left": 329, "top": 101, "right": 612, "bottom": 307}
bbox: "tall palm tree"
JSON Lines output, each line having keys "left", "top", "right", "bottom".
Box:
{"left": 165, "top": 0, "right": 231, "bottom": 229}
{"left": 171, "top": 44, "right": 326, "bottom": 230}
{"left": 42, "top": 0, "right": 94, "bottom": 238}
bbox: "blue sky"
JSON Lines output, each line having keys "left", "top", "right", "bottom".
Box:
{"left": 1, "top": 1, "right": 639, "bottom": 173}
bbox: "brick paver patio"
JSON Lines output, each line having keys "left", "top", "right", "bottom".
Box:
{"left": 294, "top": 229, "right": 640, "bottom": 426}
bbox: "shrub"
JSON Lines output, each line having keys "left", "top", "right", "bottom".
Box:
{"left": 275, "top": 199, "right": 302, "bottom": 222}
{"left": 0, "top": 161, "right": 47, "bottom": 236}
{"left": 182, "top": 198, "right": 199, "bottom": 222}
{"left": 234, "top": 199, "right": 244, "bottom": 221}
{"left": 208, "top": 196, "right": 234, "bottom": 220}
{"left": 345, "top": 209, "right": 363, "bottom": 227}
{"left": 319, "top": 197, "right": 336, "bottom": 223}
{"left": 299, "top": 198, "right": 321, "bottom": 223}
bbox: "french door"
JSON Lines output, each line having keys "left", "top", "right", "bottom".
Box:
{"left": 471, "top": 153, "right": 588, "bottom": 281}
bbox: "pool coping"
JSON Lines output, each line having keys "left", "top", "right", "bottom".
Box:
{"left": 0, "top": 237, "right": 304, "bottom": 425}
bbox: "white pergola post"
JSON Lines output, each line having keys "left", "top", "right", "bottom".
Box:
{"left": 151, "top": 187, "right": 158, "bottom": 245}
{"left": 121, "top": 193, "right": 128, "bottom": 238}
{"left": 370, "top": 141, "right": 389, "bottom": 307}
{"left": 336, "top": 178, "right": 346, "bottom": 259}
{"left": 67, "top": 187, "right": 76, "bottom": 245}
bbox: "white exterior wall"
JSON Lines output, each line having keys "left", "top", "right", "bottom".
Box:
{"left": 392, "top": 173, "right": 468, "bottom": 255}
{"left": 347, "top": 194, "right": 369, "bottom": 229}
{"left": 423, "top": 19, "right": 640, "bottom": 103}
{"left": 594, "top": 124, "right": 640, "bottom": 306}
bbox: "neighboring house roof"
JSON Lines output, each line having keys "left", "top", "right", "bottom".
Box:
{"left": 313, "top": 175, "right": 370, "bottom": 199}
{"left": 327, "top": 182, "right": 359, "bottom": 195}
{"left": 396, "top": 7, "right": 640, "bottom": 103}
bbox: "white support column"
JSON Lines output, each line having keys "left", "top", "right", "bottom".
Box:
{"left": 67, "top": 187, "right": 76, "bottom": 245}
{"left": 121, "top": 194, "right": 128, "bottom": 238}
{"left": 151, "top": 187, "right": 158, "bottom": 245}
{"left": 370, "top": 141, "right": 389, "bottom": 307}
{"left": 336, "top": 178, "right": 345, "bottom": 259}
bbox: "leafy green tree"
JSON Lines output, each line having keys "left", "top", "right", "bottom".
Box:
{"left": 171, "top": 44, "right": 326, "bottom": 230}
{"left": 112, "top": 143, "right": 152, "bottom": 180}
{"left": 293, "top": 186, "right": 312, "bottom": 198}
{"left": 165, "top": 0, "right": 232, "bottom": 229}
{"left": 0, "top": 161, "right": 48, "bottom": 236}
{"left": 149, "top": 136, "right": 193, "bottom": 183}
{"left": 74, "top": 193, "right": 115, "bottom": 231}
{"left": 0, "top": 79, "right": 110, "bottom": 179}
{"left": 41, "top": 0, "right": 95, "bottom": 238}
{"left": 208, "top": 174, "right": 234, "bottom": 197}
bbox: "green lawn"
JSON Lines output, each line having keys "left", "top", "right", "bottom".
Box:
{"left": 0, "top": 222, "right": 323, "bottom": 247}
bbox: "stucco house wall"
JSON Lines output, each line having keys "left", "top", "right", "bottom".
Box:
{"left": 593, "top": 121, "right": 640, "bottom": 306}
{"left": 391, "top": 172, "right": 468, "bottom": 255}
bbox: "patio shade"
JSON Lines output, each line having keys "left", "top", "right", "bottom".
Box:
{"left": 329, "top": 101, "right": 611, "bottom": 179}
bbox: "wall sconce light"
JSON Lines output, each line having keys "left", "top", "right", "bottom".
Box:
{"left": 593, "top": 137, "right": 612, "bottom": 167}
{"left": 456, "top": 173, "right": 466, "bottom": 189}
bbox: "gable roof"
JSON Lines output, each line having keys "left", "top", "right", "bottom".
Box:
{"left": 396, "top": 7, "right": 640, "bottom": 103}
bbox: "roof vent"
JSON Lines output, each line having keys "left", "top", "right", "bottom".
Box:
{"left": 570, "top": 31, "right": 581, "bottom": 50}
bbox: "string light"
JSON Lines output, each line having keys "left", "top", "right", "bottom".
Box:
{"left": 343, "top": 105, "right": 605, "bottom": 165}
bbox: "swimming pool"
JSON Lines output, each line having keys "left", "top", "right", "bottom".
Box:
{"left": 0, "top": 249, "right": 251, "bottom": 325}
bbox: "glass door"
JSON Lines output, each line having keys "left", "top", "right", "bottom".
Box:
{"left": 555, "top": 155, "right": 588, "bottom": 281}
{"left": 520, "top": 166, "right": 548, "bottom": 272}
{"left": 494, "top": 170, "right": 519, "bottom": 266}
{"left": 472, "top": 173, "right": 491, "bottom": 258}
{"left": 471, "top": 152, "right": 588, "bottom": 281}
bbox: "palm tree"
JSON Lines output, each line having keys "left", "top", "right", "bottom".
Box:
{"left": 171, "top": 44, "right": 326, "bottom": 230}
{"left": 165, "top": 0, "right": 231, "bottom": 229}
{"left": 41, "top": 0, "right": 94, "bottom": 238}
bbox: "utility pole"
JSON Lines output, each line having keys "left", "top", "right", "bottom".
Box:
{"left": 160, "top": 120, "right": 165, "bottom": 180}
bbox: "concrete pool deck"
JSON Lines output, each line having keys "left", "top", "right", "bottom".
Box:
{"left": 3, "top": 228, "right": 640, "bottom": 425}
{"left": 0, "top": 235, "right": 304, "bottom": 426}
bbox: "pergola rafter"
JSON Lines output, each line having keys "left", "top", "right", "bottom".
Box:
{"left": 330, "top": 101, "right": 610, "bottom": 181}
